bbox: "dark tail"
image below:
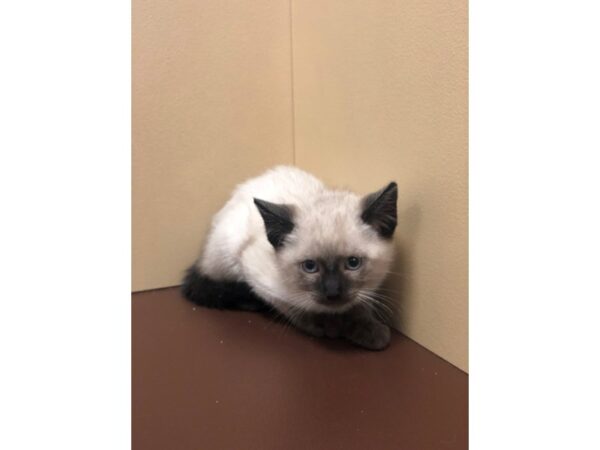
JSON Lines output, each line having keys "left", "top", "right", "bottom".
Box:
{"left": 181, "top": 265, "right": 269, "bottom": 312}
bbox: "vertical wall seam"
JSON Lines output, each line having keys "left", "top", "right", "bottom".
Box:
{"left": 288, "top": 0, "right": 297, "bottom": 165}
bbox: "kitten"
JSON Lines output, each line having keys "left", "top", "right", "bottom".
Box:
{"left": 182, "top": 166, "right": 397, "bottom": 350}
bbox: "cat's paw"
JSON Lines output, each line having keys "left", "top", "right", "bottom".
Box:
{"left": 318, "top": 314, "right": 345, "bottom": 339}
{"left": 345, "top": 320, "right": 391, "bottom": 351}
{"left": 295, "top": 314, "right": 344, "bottom": 339}
{"left": 300, "top": 322, "right": 326, "bottom": 338}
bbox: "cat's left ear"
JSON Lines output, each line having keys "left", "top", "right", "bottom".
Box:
{"left": 361, "top": 182, "right": 398, "bottom": 239}
{"left": 253, "top": 198, "right": 295, "bottom": 249}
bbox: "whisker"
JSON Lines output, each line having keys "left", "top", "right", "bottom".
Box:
{"left": 356, "top": 292, "right": 395, "bottom": 319}
{"left": 361, "top": 289, "right": 397, "bottom": 305}
{"left": 382, "top": 270, "right": 413, "bottom": 279}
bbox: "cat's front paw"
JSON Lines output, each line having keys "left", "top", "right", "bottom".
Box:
{"left": 344, "top": 320, "right": 391, "bottom": 351}
{"left": 318, "top": 314, "right": 345, "bottom": 339}
{"left": 295, "top": 314, "right": 344, "bottom": 339}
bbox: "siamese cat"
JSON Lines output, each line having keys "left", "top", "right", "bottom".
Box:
{"left": 182, "top": 166, "right": 397, "bottom": 350}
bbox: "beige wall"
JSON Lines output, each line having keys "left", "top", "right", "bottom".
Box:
{"left": 132, "top": 0, "right": 294, "bottom": 291}
{"left": 292, "top": 0, "right": 468, "bottom": 370}
{"left": 133, "top": 0, "right": 467, "bottom": 370}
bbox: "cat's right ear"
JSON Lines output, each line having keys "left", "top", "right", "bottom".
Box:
{"left": 360, "top": 182, "right": 398, "bottom": 239}
{"left": 253, "top": 198, "right": 295, "bottom": 249}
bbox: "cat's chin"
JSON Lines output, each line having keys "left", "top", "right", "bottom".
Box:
{"left": 307, "top": 299, "right": 357, "bottom": 315}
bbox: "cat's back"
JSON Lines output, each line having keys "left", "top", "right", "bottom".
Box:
{"left": 210, "top": 166, "right": 325, "bottom": 234}
{"left": 234, "top": 165, "right": 325, "bottom": 203}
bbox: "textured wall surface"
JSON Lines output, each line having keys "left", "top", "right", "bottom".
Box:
{"left": 291, "top": 0, "right": 468, "bottom": 370}
{"left": 133, "top": 0, "right": 467, "bottom": 371}
{"left": 132, "top": 0, "right": 294, "bottom": 290}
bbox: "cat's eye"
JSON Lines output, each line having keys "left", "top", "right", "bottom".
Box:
{"left": 345, "top": 256, "right": 362, "bottom": 270}
{"left": 301, "top": 260, "right": 319, "bottom": 273}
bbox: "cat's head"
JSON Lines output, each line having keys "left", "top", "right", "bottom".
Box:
{"left": 254, "top": 182, "right": 397, "bottom": 314}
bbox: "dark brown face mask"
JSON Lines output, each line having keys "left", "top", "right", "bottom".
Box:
{"left": 315, "top": 259, "right": 349, "bottom": 305}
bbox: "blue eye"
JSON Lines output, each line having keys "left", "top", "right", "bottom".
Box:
{"left": 301, "top": 260, "right": 319, "bottom": 273}
{"left": 345, "top": 256, "right": 362, "bottom": 270}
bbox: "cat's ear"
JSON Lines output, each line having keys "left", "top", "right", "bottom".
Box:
{"left": 360, "top": 182, "right": 398, "bottom": 239}
{"left": 253, "top": 198, "right": 295, "bottom": 249}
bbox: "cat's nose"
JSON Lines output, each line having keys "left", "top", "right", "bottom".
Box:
{"left": 323, "top": 275, "right": 341, "bottom": 299}
{"left": 326, "top": 294, "right": 341, "bottom": 302}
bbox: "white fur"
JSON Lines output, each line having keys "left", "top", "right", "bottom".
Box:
{"left": 197, "top": 166, "right": 394, "bottom": 313}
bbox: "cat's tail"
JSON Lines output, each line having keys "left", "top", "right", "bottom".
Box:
{"left": 181, "top": 265, "right": 269, "bottom": 312}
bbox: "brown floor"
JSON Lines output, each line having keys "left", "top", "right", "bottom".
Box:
{"left": 133, "top": 287, "right": 468, "bottom": 450}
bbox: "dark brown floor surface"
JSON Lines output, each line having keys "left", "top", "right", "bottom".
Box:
{"left": 133, "top": 287, "right": 468, "bottom": 450}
